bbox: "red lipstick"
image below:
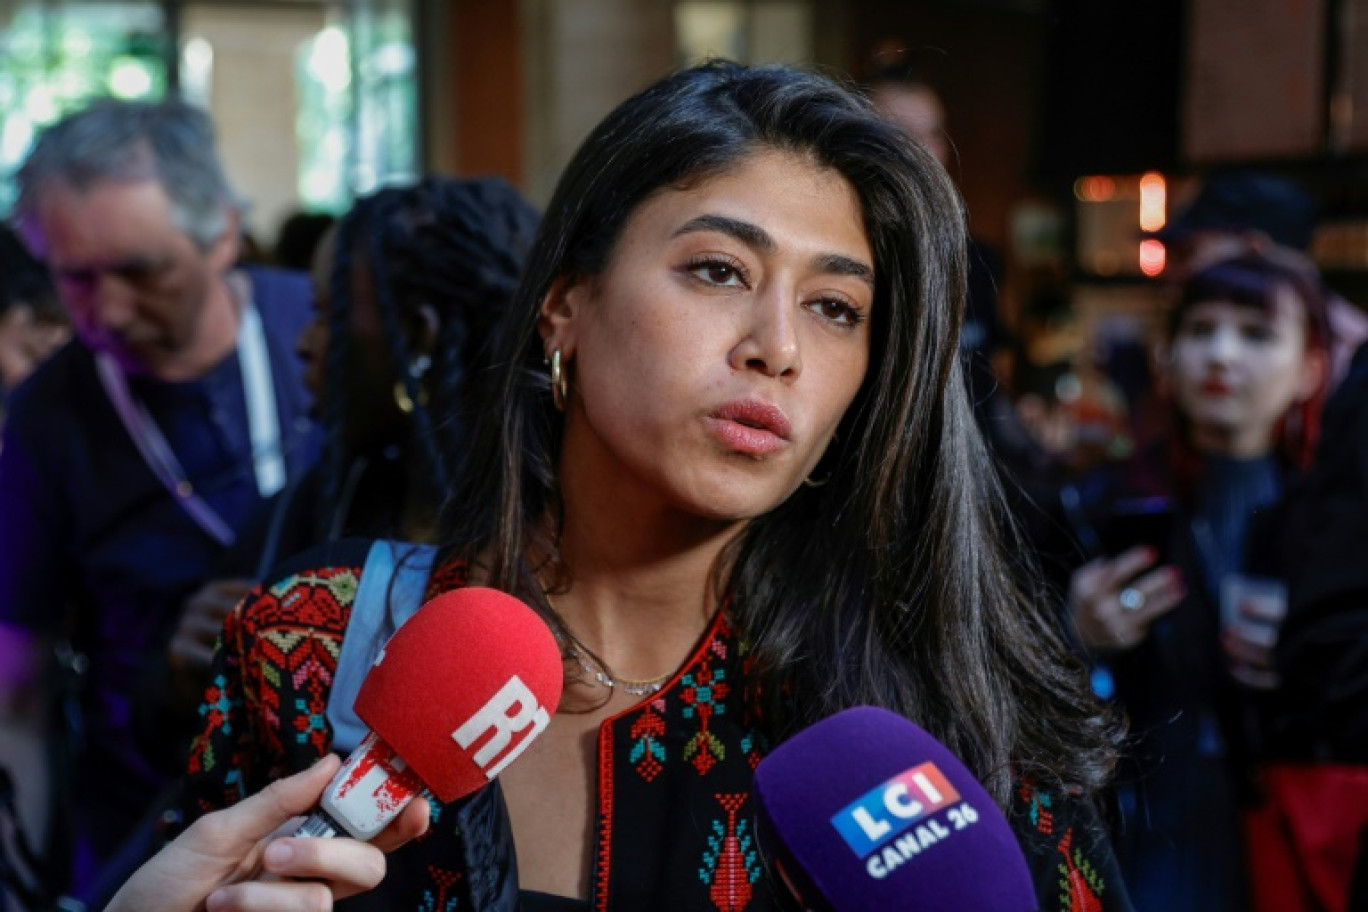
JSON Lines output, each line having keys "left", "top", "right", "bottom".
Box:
{"left": 1200, "top": 378, "right": 1232, "bottom": 396}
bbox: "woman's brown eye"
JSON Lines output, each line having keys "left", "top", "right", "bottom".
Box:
{"left": 688, "top": 258, "right": 746, "bottom": 287}
{"left": 807, "top": 297, "right": 862, "bottom": 327}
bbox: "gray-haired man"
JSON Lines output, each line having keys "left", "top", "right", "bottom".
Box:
{"left": 0, "top": 98, "right": 317, "bottom": 902}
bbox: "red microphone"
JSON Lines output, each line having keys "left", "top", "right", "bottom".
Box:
{"left": 296, "top": 587, "right": 563, "bottom": 840}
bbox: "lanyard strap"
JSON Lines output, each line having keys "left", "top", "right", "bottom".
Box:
{"left": 95, "top": 277, "right": 283, "bottom": 546}
{"left": 234, "top": 276, "right": 286, "bottom": 498}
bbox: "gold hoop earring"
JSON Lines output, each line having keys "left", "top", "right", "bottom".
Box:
{"left": 550, "top": 349, "right": 569, "bottom": 411}
{"left": 803, "top": 432, "right": 838, "bottom": 487}
{"left": 392, "top": 355, "right": 431, "bottom": 414}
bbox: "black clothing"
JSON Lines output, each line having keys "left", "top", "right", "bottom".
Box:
{"left": 1276, "top": 343, "right": 1368, "bottom": 762}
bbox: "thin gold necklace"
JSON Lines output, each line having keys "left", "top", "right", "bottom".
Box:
{"left": 540, "top": 586, "right": 676, "bottom": 696}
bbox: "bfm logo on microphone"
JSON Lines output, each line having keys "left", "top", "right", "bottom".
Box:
{"left": 452, "top": 675, "right": 551, "bottom": 779}
{"left": 831, "top": 762, "right": 982, "bottom": 879}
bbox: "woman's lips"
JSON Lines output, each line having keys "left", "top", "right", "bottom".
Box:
{"left": 707, "top": 399, "right": 792, "bottom": 456}
{"left": 1200, "top": 378, "right": 1233, "bottom": 396}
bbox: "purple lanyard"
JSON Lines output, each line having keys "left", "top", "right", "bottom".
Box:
{"left": 95, "top": 280, "right": 282, "bottom": 546}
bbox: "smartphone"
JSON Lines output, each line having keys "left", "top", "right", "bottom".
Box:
{"left": 1100, "top": 497, "right": 1174, "bottom": 564}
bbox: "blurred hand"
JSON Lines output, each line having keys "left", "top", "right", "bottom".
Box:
{"left": 172, "top": 579, "right": 257, "bottom": 675}
{"left": 104, "top": 753, "right": 430, "bottom": 912}
{"left": 168, "top": 579, "right": 257, "bottom": 717}
{"left": 1221, "top": 590, "right": 1287, "bottom": 690}
{"left": 1070, "top": 546, "right": 1186, "bottom": 652}
{"left": 0, "top": 307, "right": 69, "bottom": 391}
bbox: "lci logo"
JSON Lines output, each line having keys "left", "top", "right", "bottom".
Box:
{"left": 830, "top": 762, "right": 962, "bottom": 856}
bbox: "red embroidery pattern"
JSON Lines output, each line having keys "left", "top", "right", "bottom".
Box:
{"left": 185, "top": 567, "right": 359, "bottom": 805}
{"left": 420, "top": 865, "right": 462, "bottom": 912}
{"left": 595, "top": 714, "right": 615, "bottom": 912}
{"left": 189, "top": 559, "right": 1124, "bottom": 910}
{"left": 629, "top": 699, "right": 668, "bottom": 782}
{"left": 1055, "top": 827, "right": 1105, "bottom": 912}
{"left": 1019, "top": 776, "right": 1055, "bottom": 836}
{"left": 701, "top": 793, "right": 759, "bottom": 911}
{"left": 680, "top": 637, "right": 731, "bottom": 776}
{"left": 425, "top": 558, "right": 468, "bottom": 598}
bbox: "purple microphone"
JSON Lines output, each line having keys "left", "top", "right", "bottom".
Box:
{"left": 753, "top": 706, "right": 1037, "bottom": 911}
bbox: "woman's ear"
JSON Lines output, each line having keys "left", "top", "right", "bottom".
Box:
{"left": 1296, "top": 347, "right": 1329, "bottom": 403}
{"left": 410, "top": 303, "right": 440, "bottom": 359}
{"left": 537, "top": 275, "right": 590, "bottom": 360}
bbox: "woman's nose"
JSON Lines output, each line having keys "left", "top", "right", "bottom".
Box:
{"left": 1198, "top": 324, "right": 1241, "bottom": 366}
{"left": 729, "top": 286, "right": 800, "bottom": 380}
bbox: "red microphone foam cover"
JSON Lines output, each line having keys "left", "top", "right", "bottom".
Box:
{"left": 353, "top": 587, "right": 563, "bottom": 802}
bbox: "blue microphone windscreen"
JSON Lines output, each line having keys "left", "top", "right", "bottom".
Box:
{"left": 753, "top": 706, "right": 1037, "bottom": 911}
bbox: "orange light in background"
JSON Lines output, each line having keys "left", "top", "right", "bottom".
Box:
{"left": 1074, "top": 175, "right": 1117, "bottom": 202}
{"left": 1139, "top": 239, "right": 1166, "bottom": 276}
{"left": 1139, "top": 171, "right": 1166, "bottom": 232}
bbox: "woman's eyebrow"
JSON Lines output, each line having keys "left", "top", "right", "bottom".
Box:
{"left": 673, "top": 213, "right": 874, "bottom": 290}
{"left": 813, "top": 252, "right": 874, "bottom": 290}
{"left": 674, "top": 213, "right": 774, "bottom": 252}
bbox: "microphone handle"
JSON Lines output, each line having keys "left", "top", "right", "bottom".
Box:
{"left": 295, "top": 807, "right": 347, "bottom": 839}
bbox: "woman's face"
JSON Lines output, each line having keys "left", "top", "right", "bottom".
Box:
{"left": 1166, "top": 287, "right": 1321, "bottom": 458}
{"left": 542, "top": 148, "right": 875, "bottom": 522}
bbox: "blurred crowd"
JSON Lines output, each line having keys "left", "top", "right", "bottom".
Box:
{"left": 1, "top": 56, "right": 1367, "bottom": 912}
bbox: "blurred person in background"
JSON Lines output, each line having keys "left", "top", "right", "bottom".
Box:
{"left": 135, "top": 179, "right": 537, "bottom": 860}
{"left": 1157, "top": 169, "right": 1368, "bottom": 389}
{"left": 0, "top": 225, "right": 67, "bottom": 912}
{"left": 163, "top": 175, "right": 538, "bottom": 673}
{"left": 284, "top": 175, "right": 539, "bottom": 551}
{"left": 866, "top": 51, "right": 1066, "bottom": 585}
{"left": 1265, "top": 335, "right": 1368, "bottom": 911}
{"left": 865, "top": 52, "right": 1007, "bottom": 419}
{"left": 272, "top": 210, "right": 335, "bottom": 273}
{"left": 0, "top": 226, "right": 68, "bottom": 410}
{"left": 1065, "top": 251, "right": 1332, "bottom": 911}
{"left": 0, "top": 97, "right": 317, "bottom": 904}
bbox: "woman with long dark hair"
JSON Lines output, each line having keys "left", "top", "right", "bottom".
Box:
{"left": 181, "top": 61, "right": 1127, "bottom": 910}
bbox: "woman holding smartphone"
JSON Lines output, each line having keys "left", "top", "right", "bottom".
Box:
{"left": 1068, "top": 250, "right": 1332, "bottom": 911}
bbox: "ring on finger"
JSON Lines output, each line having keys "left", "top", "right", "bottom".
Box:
{"left": 1118, "top": 587, "right": 1146, "bottom": 612}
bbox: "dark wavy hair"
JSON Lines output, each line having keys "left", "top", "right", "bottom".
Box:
{"left": 1166, "top": 249, "right": 1332, "bottom": 482}
{"left": 446, "top": 61, "right": 1118, "bottom": 804}
{"left": 319, "top": 176, "right": 540, "bottom": 538}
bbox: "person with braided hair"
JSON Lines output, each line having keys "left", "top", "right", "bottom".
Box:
{"left": 147, "top": 175, "right": 538, "bottom": 814}
{"left": 283, "top": 176, "right": 540, "bottom": 550}
{"left": 170, "top": 175, "right": 539, "bottom": 593}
